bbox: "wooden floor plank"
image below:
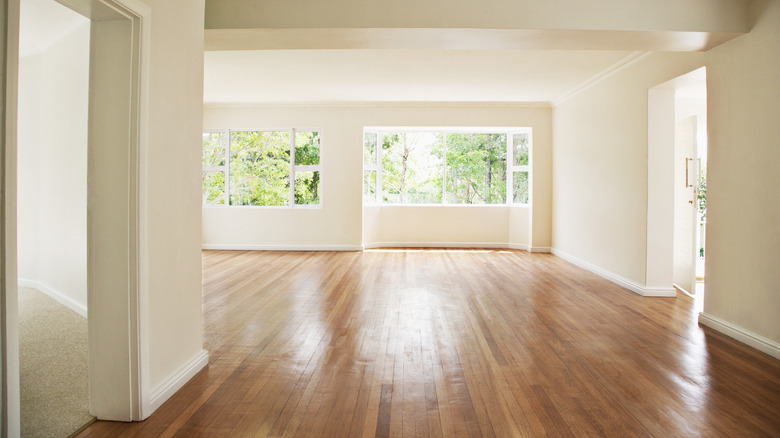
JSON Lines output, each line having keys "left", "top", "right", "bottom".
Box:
{"left": 77, "top": 249, "right": 780, "bottom": 437}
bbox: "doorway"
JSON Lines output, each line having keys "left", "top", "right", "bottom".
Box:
{"left": 3, "top": 0, "right": 152, "bottom": 434}
{"left": 673, "top": 79, "right": 707, "bottom": 306}
{"left": 646, "top": 67, "right": 707, "bottom": 302}
{"left": 18, "top": 0, "right": 91, "bottom": 435}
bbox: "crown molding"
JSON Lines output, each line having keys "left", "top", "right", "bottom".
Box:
{"left": 553, "top": 51, "right": 649, "bottom": 107}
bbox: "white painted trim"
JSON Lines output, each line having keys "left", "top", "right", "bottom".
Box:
{"left": 363, "top": 242, "right": 509, "bottom": 249}
{"left": 530, "top": 247, "right": 552, "bottom": 253}
{"left": 507, "top": 243, "right": 530, "bottom": 251}
{"left": 202, "top": 244, "right": 363, "bottom": 251}
{"left": 147, "top": 349, "right": 209, "bottom": 415}
{"left": 205, "top": 242, "right": 542, "bottom": 252}
{"left": 551, "top": 248, "right": 676, "bottom": 297}
{"left": 553, "top": 51, "right": 649, "bottom": 107}
{"left": 673, "top": 283, "right": 695, "bottom": 298}
{"left": 18, "top": 279, "right": 87, "bottom": 318}
{"left": 642, "top": 287, "right": 678, "bottom": 297}
{"left": 204, "top": 101, "right": 552, "bottom": 110}
{"left": 699, "top": 313, "right": 780, "bottom": 359}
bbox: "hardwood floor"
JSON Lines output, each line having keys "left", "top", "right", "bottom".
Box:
{"left": 78, "top": 249, "right": 780, "bottom": 437}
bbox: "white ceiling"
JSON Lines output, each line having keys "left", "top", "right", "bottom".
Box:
{"left": 20, "top": 0, "right": 88, "bottom": 57}
{"left": 204, "top": 49, "right": 637, "bottom": 104}
{"left": 21, "top": 0, "right": 642, "bottom": 105}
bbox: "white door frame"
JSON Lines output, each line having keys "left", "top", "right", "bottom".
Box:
{"left": 646, "top": 67, "right": 707, "bottom": 298}
{"left": 1, "top": 0, "right": 152, "bottom": 433}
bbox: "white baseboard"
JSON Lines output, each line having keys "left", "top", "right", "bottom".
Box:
{"left": 642, "top": 287, "right": 678, "bottom": 297}
{"left": 363, "top": 242, "right": 509, "bottom": 249}
{"left": 146, "top": 349, "right": 209, "bottom": 417}
{"left": 698, "top": 313, "right": 780, "bottom": 359}
{"left": 18, "top": 278, "right": 87, "bottom": 318}
{"left": 550, "top": 249, "right": 676, "bottom": 297}
{"left": 530, "top": 246, "right": 552, "bottom": 253}
{"left": 508, "top": 243, "right": 530, "bottom": 251}
{"left": 673, "top": 283, "right": 695, "bottom": 298}
{"left": 205, "top": 242, "right": 544, "bottom": 253}
{"left": 202, "top": 244, "right": 363, "bottom": 251}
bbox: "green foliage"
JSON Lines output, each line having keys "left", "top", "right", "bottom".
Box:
{"left": 229, "top": 131, "right": 291, "bottom": 206}
{"left": 294, "top": 171, "right": 320, "bottom": 205}
{"left": 202, "top": 171, "right": 225, "bottom": 205}
{"left": 697, "top": 175, "right": 707, "bottom": 219}
{"left": 381, "top": 133, "right": 443, "bottom": 204}
{"left": 513, "top": 133, "right": 530, "bottom": 166}
{"left": 295, "top": 132, "right": 320, "bottom": 166}
{"left": 364, "top": 132, "right": 377, "bottom": 166}
{"left": 445, "top": 133, "right": 507, "bottom": 204}
{"left": 513, "top": 171, "right": 529, "bottom": 203}
{"left": 202, "top": 132, "right": 226, "bottom": 167}
{"left": 201, "top": 130, "right": 321, "bottom": 206}
{"left": 364, "top": 170, "right": 376, "bottom": 202}
{"left": 364, "top": 131, "right": 520, "bottom": 205}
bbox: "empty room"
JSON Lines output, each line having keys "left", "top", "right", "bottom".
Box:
{"left": 0, "top": 0, "right": 778, "bottom": 437}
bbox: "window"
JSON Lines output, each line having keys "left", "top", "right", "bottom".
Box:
{"left": 363, "top": 128, "right": 531, "bottom": 205}
{"left": 202, "top": 129, "right": 321, "bottom": 206}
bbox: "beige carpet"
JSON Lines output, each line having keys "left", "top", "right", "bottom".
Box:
{"left": 19, "top": 286, "right": 94, "bottom": 438}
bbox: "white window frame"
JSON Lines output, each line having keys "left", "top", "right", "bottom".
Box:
{"left": 202, "top": 130, "right": 229, "bottom": 205}
{"left": 202, "top": 128, "right": 322, "bottom": 207}
{"left": 508, "top": 129, "right": 532, "bottom": 204}
{"left": 362, "top": 127, "right": 531, "bottom": 206}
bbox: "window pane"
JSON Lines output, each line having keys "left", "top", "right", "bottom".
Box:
{"left": 295, "top": 131, "right": 320, "bottom": 166}
{"left": 513, "top": 171, "right": 529, "bottom": 204}
{"left": 294, "top": 171, "right": 320, "bottom": 205}
{"left": 382, "top": 132, "right": 443, "bottom": 204}
{"left": 364, "top": 170, "right": 376, "bottom": 203}
{"left": 202, "top": 171, "right": 225, "bottom": 205}
{"left": 364, "top": 132, "right": 377, "bottom": 166}
{"left": 229, "top": 131, "right": 290, "bottom": 206}
{"left": 513, "top": 133, "right": 529, "bottom": 166}
{"left": 445, "top": 133, "right": 506, "bottom": 204}
{"left": 203, "top": 132, "right": 226, "bottom": 166}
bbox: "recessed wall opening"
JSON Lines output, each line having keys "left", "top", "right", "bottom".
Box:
{"left": 18, "top": 0, "right": 91, "bottom": 435}
{"left": 361, "top": 126, "right": 533, "bottom": 249}
{"left": 5, "top": 0, "right": 152, "bottom": 433}
{"left": 673, "top": 75, "right": 707, "bottom": 305}
{"left": 647, "top": 66, "right": 707, "bottom": 303}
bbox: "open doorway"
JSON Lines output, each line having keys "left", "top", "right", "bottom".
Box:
{"left": 646, "top": 67, "right": 707, "bottom": 303}
{"left": 673, "top": 78, "right": 707, "bottom": 307}
{"left": 18, "top": 0, "right": 91, "bottom": 435}
{"left": 3, "top": 0, "right": 152, "bottom": 434}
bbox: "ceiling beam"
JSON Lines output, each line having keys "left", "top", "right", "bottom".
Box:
{"left": 205, "top": 28, "right": 744, "bottom": 52}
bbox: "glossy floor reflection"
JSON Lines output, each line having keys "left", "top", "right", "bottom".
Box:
{"left": 79, "top": 249, "right": 780, "bottom": 437}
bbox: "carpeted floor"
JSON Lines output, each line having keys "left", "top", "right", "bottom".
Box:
{"left": 19, "top": 286, "right": 94, "bottom": 438}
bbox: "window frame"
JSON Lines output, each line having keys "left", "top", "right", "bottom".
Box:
{"left": 202, "top": 128, "right": 323, "bottom": 208}
{"left": 363, "top": 127, "right": 532, "bottom": 206}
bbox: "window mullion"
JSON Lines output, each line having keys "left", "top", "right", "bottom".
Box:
{"left": 289, "top": 129, "right": 295, "bottom": 206}
{"left": 226, "top": 130, "right": 232, "bottom": 206}
{"left": 442, "top": 133, "right": 448, "bottom": 204}
{"left": 506, "top": 132, "right": 514, "bottom": 204}
{"left": 376, "top": 132, "right": 383, "bottom": 204}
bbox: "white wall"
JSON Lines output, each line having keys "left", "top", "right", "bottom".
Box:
{"left": 17, "top": 21, "right": 89, "bottom": 315}
{"left": 142, "top": 0, "right": 207, "bottom": 400}
{"left": 202, "top": 103, "right": 552, "bottom": 250}
{"left": 701, "top": 0, "right": 780, "bottom": 352}
{"left": 552, "top": 52, "right": 705, "bottom": 290}
{"left": 364, "top": 206, "right": 510, "bottom": 248}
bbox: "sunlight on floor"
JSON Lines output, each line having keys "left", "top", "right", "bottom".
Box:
{"left": 364, "top": 248, "right": 512, "bottom": 254}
